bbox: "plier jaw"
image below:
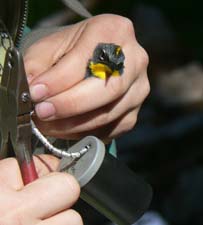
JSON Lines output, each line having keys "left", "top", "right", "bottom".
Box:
{"left": 0, "top": 47, "right": 38, "bottom": 184}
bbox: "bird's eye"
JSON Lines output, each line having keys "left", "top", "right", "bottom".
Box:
{"left": 117, "top": 62, "right": 123, "bottom": 68}
{"left": 99, "top": 49, "right": 108, "bottom": 61}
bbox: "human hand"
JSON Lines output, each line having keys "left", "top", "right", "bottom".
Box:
{"left": 24, "top": 14, "right": 150, "bottom": 142}
{"left": 0, "top": 155, "right": 82, "bottom": 225}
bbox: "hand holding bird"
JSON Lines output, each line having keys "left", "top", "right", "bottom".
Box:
{"left": 24, "top": 14, "right": 150, "bottom": 142}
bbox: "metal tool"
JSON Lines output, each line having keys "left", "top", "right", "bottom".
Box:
{"left": 0, "top": 46, "right": 38, "bottom": 184}
{"left": 0, "top": 2, "right": 39, "bottom": 184}
{"left": 58, "top": 136, "right": 153, "bottom": 225}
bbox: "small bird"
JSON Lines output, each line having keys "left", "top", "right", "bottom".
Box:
{"left": 86, "top": 43, "right": 125, "bottom": 80}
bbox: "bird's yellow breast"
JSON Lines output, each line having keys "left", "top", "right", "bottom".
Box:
{"left": 89, "top": 62, "right": 120, "bottom": 79}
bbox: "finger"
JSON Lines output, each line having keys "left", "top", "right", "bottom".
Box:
{"left": 0, "top": 155, "right": 60, "bottom": 190}
{"left": 88, "top": 108, "right": 140, "bottom": 143}
{"left": 29, "top": 39, "right": 142, "bottom": 104}
{"left": 24, "top": 31, "right": 65, "bottom": 81}
{"left": 40, "top": 209, "right": 83, "bottom": 225}
{"left": 0, "top": 158, "right": 24, "bottom": 190}
{"left": 20, "top": 172, "right": 80, "bottom": 219}
{"left": 34, "top": 74, "right": 123, "bottom": 121}
{"left": 104, "top": 108, "right": 140, "bottom": 140}
{"left": 33, "top": 37, "right": 149, "bottom": 120}
{"left": 29, "top": 49, "right": 87, "bottom": 102}
{"left": 34, "top": 72, "right": 149, "bottom": 137}
{"left": 25, "top": 22, "right": 89, "bottom": 102}
{"left": 24, "top": 22, "right": 86, "bottom": 82}
{"left": 27, "top": 14, "right": 139, "bottom": 102}
{"left": 33, "top": 154, "right": 60, "bottom": 177}
{"left": 40, "top": 107, "right": 140, "bottom": 141}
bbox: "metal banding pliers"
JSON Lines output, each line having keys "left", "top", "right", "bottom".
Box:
{"left": 0, "top": 46, "right": 38, "bottom": 184}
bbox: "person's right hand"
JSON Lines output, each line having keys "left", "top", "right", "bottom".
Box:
{"left": 0, "top": 155, "right": 82, "bottom": 225}
{"left": 24, "top": 14, "right": 150, "bottom": 142}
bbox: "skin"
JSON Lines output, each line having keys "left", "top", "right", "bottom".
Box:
{"left": 24, "top": 14, "right": 150, "bottom": 142}
{"left": 0, "top": 155, "right": 82, "bottom": 225}
{"left": 0, "top": 14, "right": 149, "bottom": 224}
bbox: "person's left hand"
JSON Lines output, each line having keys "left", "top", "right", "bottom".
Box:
{"left": 24, "top": 14, "right": 150, "bottom": 142}
{"left": 0, "top": 155, "right": 82, "bottom": 225}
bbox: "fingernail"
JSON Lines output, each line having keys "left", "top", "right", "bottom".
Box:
{"left": 35, "top": 102, "right": 56, "bottom": 120}
{"left": 30, "top": 84, "right": 48, "bottom": 101}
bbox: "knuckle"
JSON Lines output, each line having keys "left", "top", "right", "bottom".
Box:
{"left": 107, "top": 15, "right": 134, "bottom": 32}
{"left": 142, "top": 48, "right": 149, "bottom": 67}
{"left": 47, "top": 172, "right": 80, "bottom": 200}
{"left": 120, "top": 113, "right": 138, "bottom": 134}
{"left": 93, "top": 14, "right": 135, "bottom": 39}
{"left": 133, "top": 47, "right": 149, "bottom": 81}
{"left": 124, "top": 113, "right": 138, "bottom": 132}
{"left": 115, "top": 16, "right": 135, "bottom": 36}
{"left": 143, "top": 75, "right": 151, "bottom": 99}
{"left": 145, "top": 76, "right": 151, "bottom": 97}
{"left": 60, "top": 95, "right": 79, "bottom": 117}
{"left": 109, "top": 112, "right": 138, "bottom": 139}
{"left": 54, "top": 172, "right": 80, "bottom": 196}
{"left": 94, "top": 113, "right": 110, "bottom": 129}
{"left": 24, "top": 58, "right": 44, "bottom": 77}
{"left": 139, "top": 47, "right": 149, "bottom": 70}
{"left": 24, "top": 58, "right": 34, "bottom": 72}
{"left": 67, "top": 209, "right": 84, "bottom": 225}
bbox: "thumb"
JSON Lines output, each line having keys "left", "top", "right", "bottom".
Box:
{"left": 20, "top": 172, "right": 80, "bottom": 219}
{"left": 23, "top": 21, "right": 86, "bottom": 84}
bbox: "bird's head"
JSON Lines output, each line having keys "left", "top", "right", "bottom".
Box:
{"left": 88, "top": 43, "right": 125, "bottom": 80}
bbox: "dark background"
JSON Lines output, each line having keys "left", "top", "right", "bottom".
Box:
{"left": 28, "top": 0, "right": 203, "bottom": 61}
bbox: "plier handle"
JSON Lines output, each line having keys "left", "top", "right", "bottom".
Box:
{"left": 0, "top": 47, "right": 38, "bottom": 184}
